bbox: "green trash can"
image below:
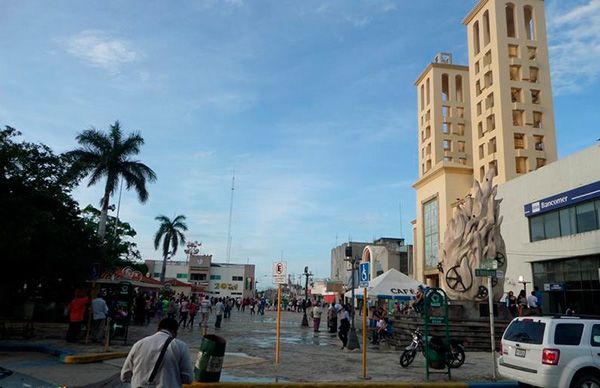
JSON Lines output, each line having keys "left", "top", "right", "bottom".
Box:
{"left": 426, "top": 336, "right": 447, "bottom": 370}
{"left": 194, "top": 334, "right": 227, "bottom": 382}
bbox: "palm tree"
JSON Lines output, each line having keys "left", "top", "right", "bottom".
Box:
{"left": 67, "top": 121, "right": 157, "bottom": 239}
{"left": 154, "top": 215, "right": 188, "bottom": 282}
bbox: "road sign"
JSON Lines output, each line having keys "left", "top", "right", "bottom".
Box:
{"left": 475, "top": 268, "right": 497, "bottom": 277}
{"left": 495, "top": 270, "right": 504, "bottom": 279}
{"left": 359, "top": 262, "right": 369, "bottom": 287}
{"left": 272, "top": 261, "right": 287, "bottom": 284}
{"left": 481, "top": 258, "right": 498, "bottom": 270}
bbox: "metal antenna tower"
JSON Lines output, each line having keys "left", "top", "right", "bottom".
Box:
{"left": 226, "top": 171, "right": 235, "bottom": 263}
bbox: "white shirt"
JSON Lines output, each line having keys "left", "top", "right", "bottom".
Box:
{"left": 121, "top": 330, "right": 193, "bottom": 388}
{"left": 200, "top": 300, "right": 211, "bottom": 314}
{"left": 92, "top": 297, "right": 109, "bottom": 320}
{"left": 527, "top": 294, "right": 538, "bottom": 308}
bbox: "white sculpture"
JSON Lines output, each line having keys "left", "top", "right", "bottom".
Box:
{"left": 440, "top": 168, "right": 506, "bottom": 301}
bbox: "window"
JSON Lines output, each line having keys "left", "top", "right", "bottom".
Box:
{"left": 554, "top": 324, "right": 584, "bottom": 346}
{"left": 478, "top": 122, "right": 484, "bottom": 138}
{"left": 513, "top": 110, "right": 524, "bottom": 126}
{"left": 458, "top": 141, "right": 466, "bottom": 153}
{"left": 516, "top": 156, "right": 527, "bottom": 174}
{"left": 533, "top": 112, "right": 542, "bottom": 128}
{"left": 423, "top": 198, "right": 439, "bottom": 269}
{"left": 454, "top": 123, "right": 465, "bottom": 136}
{"left": 444, "top": 156, "right": 452, "bottom": 162}
{"left": 190, "top": 273, "right": 207, "bottom": 281}
{"left": 441, "top": 73, "right": 449, "bottom": 101}
{"left": 484, "top": 70, "right": 493, "bottom": 88}
{"left": 486, "top": 93, "right": 494, "bottom": 109}
{"left": 455, "top": 75, "right": 463, "bottom": 102}
{"left": 426, "top": 143, "right": 431, "bottom": 155}
{"left": 473, "top": 21, "right": 480, "bottom": 54}
{"left": 425, "top": 126, "right": 431, "bottom": 139}
{"left": 426, "top": 159, "right": 431, "bottom": 170}
{"left": 524, "top": 6, "right": 536, "bottom": 40}
{"left": 592, "top": 325, "right": 600, "bottom": 347}
{"left": 210, "top": 275, "right": 221, "bottom": 280}
{"left": 486, "top": 114, "right": 496, "bottom": 131}
{"left": 458, "top": 157, "right": 467, "bottom": 165}
{"left": 506, "top": 3, "right": 516, "bottom": 38}
{"left": 484, "top": 50, "right": 492, "bottom": 67}
{"left": 442, "top": 106, "right": 450, "bottom": 118}
{"left": 488, "top": 137, "right": 497, "bottom": 154}
{"left": 480, "top": 166, "right": 485, "bottom": 181}
{"left": 477, "top": 102, "right": 482, "bottom": 116}
{"left": 514, "top": 133, "right": 525, "bottom": 149}
{"left": 232, "top": 276, "right": 244, "bottom": 281}
{"left": 420, "top": 85, "right": 424, "bottom": 111}
{"left": 530, "top": 215, "right": 545, "bottom": 241}
{"left": 483, "top": 11, "right": 490, "bottom": 46}
{"left": 531, "top": 89, "right": 541, "bottom": 104}
{"left": 544, "top": 211, "right": 560, "bottom": 239}
{"left": 534, "top": 135, "right": 544, "bottom": 150}
{"left": 560, "top": 207, "right": 577, "bottom": 236}
{"left": 511, "top": 88, "right": 522, "bottom": 102}
{"left": 510, "top": 65, "right": 521, "bottom": 81}
{"left": 536, "top": 158, "right": 546, "bottom": 168}
{"left": 530, "top": 67, "right": 539, "bottom": 83}
{"left": 489, "top": 160, "right": 498, "bottom": 176}
{"left": 443, "top": 139, "right": 451, "bottom": 151}
{"left": 528, "top": 46, "right": 537, "bottom": 60}
{"left": 577, "top": 202, "right": 598, "bottom": 233}
{"left": 504, "top": 320, "right": 545, "bottom": 344}
{"left": 443, "top": 122, "right": 450, "bottom": 134}
{"left": 426, "top": 78, "right": 430, "bottom": 105}
{"left": 456, "top": 107, "right": 464, "bottom": 118}
{"left": 475, "top": 61, "right": 480, "bottom": 75}
{"left": 176, "top": 273, "right": 188, "bottom": 279}
{"left": 508, "top": 44, "right": 519, "bottom": 58}
{"left": 476, "top": 80, "right": 482, "bottom": 96}
{"left": 479, "top": 144, "right": 484, "bottom": 158}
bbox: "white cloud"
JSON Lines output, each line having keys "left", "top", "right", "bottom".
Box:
{"left": 547, "top": 0, "right": 600, "bottom": 94}
{"left": 65, "top": 30, "right": 139, "bottom": 72}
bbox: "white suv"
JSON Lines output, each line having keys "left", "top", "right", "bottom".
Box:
{"left": 498, "top": 315, "right": 600, "bottom": 388}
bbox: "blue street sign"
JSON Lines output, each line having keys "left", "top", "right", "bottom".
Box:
{"left": 359, "top": 262, "right": 369, "bottom": 288}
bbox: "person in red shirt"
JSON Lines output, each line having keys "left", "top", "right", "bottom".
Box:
{"left": 66, "top": 288, "right": 90, "bottom": 343}
{"left": 187, "top": 298, "right": 198, "bottom": 329}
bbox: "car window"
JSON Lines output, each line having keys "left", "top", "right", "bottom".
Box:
{"left": 591, "top": 325, "right": 600, "bottom": 347}
{"left": 554, "top": 323, "right": 584, "bottom": 345}
{"left": 504, "top": 319, "right": 546, "bottom": 344}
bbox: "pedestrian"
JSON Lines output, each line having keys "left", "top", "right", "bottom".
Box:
{"left": 527, "top": 290, "right": 540, "bottom": 315}
{"left": 167, "top": 298, "right": 177, "bottom": 319}
{"left": 145, "top": 296, "right": 153, "bottom": 325}
{"left": 66, "top": 289, "right": 90, "bottom": 343}
{"left": 188, "top": 299, "right": 198, "bottom": 329}
{"left": 505, "top": 291, "right": 518, "bottom": 317}
{"left": 517, "top": 290, "right": 527, "bottom": 316}
{"left": 338, "top": 304, "right": 350, "bottom": 349}
{"left": 179, "top": 297, "right": 189, "bottom": 328}
{"left": 91, "top": 292, "right": 109, "bottom": 342}
{"left": 199, "top": 296, "right": 211, "bottom": 330}
{"left": 327, "top": 303, "right": 337, "bottom": 333}
{"left": 372, "top": 316, "right": 387, "bottom": 344}
{"left": 249, "top": 301, "right": 256, "bottom": 315}
{"left": 215, "top": 299, "right": 225, "bottom": 328}
{"left": 121, "top": 318, "right": 193, "bottom": 387}
{"left": 155, "top": 298, "right": 164, "bottom": 320}
{"left": 534, "top": 286, "right": 543, "bottom": 313}
{"left": 311, "top": 302, "right": 322, "bottom": 332}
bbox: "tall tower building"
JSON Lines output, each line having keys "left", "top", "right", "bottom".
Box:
{"left": 464, "top": 0, "right": 558, "bottom": 184}
{"left": 413, "top": 53, "right": 473, "bottom": 285}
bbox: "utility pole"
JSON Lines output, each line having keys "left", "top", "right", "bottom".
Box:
{"left": 301, "top": 266, "right": 312, "bottom": 327}
{"left": 226, "top": 171, "right": 235, "bottom": 263}
{"left": 345, "top": 244, "right": 360, "bottom": 350}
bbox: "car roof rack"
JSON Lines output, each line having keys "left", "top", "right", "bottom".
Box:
{"left": 548, "top": 314, "right": 600, "bottom": 319}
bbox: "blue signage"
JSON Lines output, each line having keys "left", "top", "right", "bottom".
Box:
{"left": 359, "top": 262, "right": 369, "bottom": 287}
{"left": 524, "top": 180, "right": 600, "bottom": 217}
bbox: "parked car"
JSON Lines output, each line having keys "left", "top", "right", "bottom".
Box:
{"left": 498, "top": 315, "right": 600, "bottom": 388}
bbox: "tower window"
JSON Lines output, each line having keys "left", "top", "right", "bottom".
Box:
{"left": 442, "top": 105, "right": 450, "bottom": 118}
{"left": 456, "top": 107, "right": 464, "bottom": 118}
{"left": 524, "top": 6, "right": 536, "bottom": 40}
{"left": 486, "top": 114, "right": 495, "bottom": 131}
{"left": 483, "top": 11, "right": 491, "bottom": 46}
{"left": 475, "top": 61, "right": 480, "bottom": 75}
{"left": 531, "top": 89, "right": 541, "bottom": 104}
{"left": 534, "top": 135, "right": 544, "bottom": 151}
{"left": 443, "top": 139, "right": 451, "bottom": 151}
{"left": 510, "top": 65, "right": 521, "bottom": 81}
{"left": 516, "top": 156, "right": 527, "bottom": 174}
{"left": 506, "top": 3, "right": 516, "bottom": 38}
{"left": 512, "top": 110, "right": 524, "bottom": 126}
{"left": 479, "top": 144, "right": 484, "bottom": 158}
{"left": 488, "top": 137, "right": 497, "bottom": 154}
{"left": 455, "top": 75, "right": 463, "bottom": 102}
{"left": 508, "top": 44, "right": 519, "bottom": 58}
{"left": 473, "top": 21, "right": 481, "bottom": 54}
{"left": 528, "top": 46, "right": 537, "bottom": 60}
{"left": 486, "top": 93, "right": 495, "bottom": 109}
{"left": 444, "top": 156, "right": 452, "bottom": 162}
{"left": 476, "top": 80, "right": 482, "bottom": 96}
{"left": 477, "top": 102, "right": 482, "bottom": 116}
{"left": 480, "top": 166, "right": 486, "bottom": 181}
{"left": 489, "top": 160, "right": 498, "bottom": 176}
{"left": 536, "top": 158, "right": 546, "bottom": 168}
{"left": 426, "top": 78, "right": 430, "bottom": 105}
{"left": 457, "top": 141, "right": 466, "bottom": 153}
{"left": 484, "top": 50, "right": 492, "bottom": 67}
{"left": 455, "top": 123, "right": 465, "bottom": 136}
{"left": 443, "top": 122, "right": 450, "bottom": 134}
{"left": 514, "top": 133, "right": 525, "bottom": 149}
{"left": 533, "top": 111, "right": 542, "bottom": 128}
{"left": 420, "top": 85, "right": 425, "bottom": 111}
{"left": 484, "top": 71, "right": 493, "bottom": 88}
{"left": 511, "top": 88, "right": 522, "bottom": 103}
{"left": 529, "top": 66, "right": 539, "bottom": 83}
{"left": 478, "top": 122, "right": 484, "bottom": 138}
{"left": 441, "top": 73, "right": 449, "bottom": 101}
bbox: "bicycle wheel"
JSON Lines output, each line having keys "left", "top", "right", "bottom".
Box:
{"left": 447, "top": 347, "right": 465, "bottom": 368}
{"left": 400, "top": 350, "right": 416, "bottom": 367}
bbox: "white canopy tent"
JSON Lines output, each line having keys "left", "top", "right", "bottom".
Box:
{"left": 345, "top": 268, "right": 425, "bottom": 301}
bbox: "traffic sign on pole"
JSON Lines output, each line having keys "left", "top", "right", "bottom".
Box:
{"left": 272, "top": 261, "right": 287, "bottom": 284}
{"left": 475, "top": 268, "right": 497, "bottom": 277}
{"left": 359, "top": 262, "right": 369, "bottom": 288}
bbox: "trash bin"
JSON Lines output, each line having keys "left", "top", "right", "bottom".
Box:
{"left": 194, "top": 334, "right": 227, "bottom": 382}
{"left": 426, "top": 336, "right": 447, "bottom": 370}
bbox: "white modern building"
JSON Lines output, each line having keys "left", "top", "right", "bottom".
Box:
{"left": 498, "top": 143, "right": 600, "bottom": 315}
{"left": 208, "top": 263, "right": 255, "bottom": 299}
{"left": 145, "top": 260, "right": 190, "bottom": 281}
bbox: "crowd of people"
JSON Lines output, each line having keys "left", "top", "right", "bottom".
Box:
{"left": 504, "top": 286, "right": 544, "bottom": 317}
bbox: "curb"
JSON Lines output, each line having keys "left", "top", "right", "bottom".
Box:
{"left": 0, "top": 341, "right": 128, "bottom": 364}
{"left": 62, "top": 352, "right": 129, "bottom": 364}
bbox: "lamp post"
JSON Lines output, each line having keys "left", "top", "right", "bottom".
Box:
{"left": 344, "top": 244, "right": 360, "bottom": 350}
{"left": 518, "top": 275, "right": 531, "bottom": 296}
{"left": 301, "top": 266, "right": 312, "bottom": 327}
{"left": 184, "top": 241, "right": 201, "bottom": 264}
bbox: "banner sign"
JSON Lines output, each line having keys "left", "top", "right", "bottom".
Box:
{"left": 524, "top": 180, "right": 600, "bottom": 217}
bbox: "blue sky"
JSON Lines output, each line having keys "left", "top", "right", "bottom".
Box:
{"left": 1, "top": 0, "right": 599, "bottom": 286}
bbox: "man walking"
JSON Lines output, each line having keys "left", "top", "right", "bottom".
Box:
{"left": 199, "top": 296, "right": 211, "bottom": 332}
{"left": 311, "top": 302, "right": 322, "bottom": 332}
{"left": 214, "top": 299, "right": 225, "bottom": 329}
{"left": 327, "top": 302, "right": 337, "bottom": 333}
{"left": 91, "top": 292, "right": 109, "bottom": 342}
{"left": 121, "top": 318, "right": 193, "bottom": 387}
{"left": 338, "top": 304, "right": 350, "bottom": 349}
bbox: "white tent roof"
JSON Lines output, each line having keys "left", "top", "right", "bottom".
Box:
{"left": 345, "top": 268, "right": 425, "bottom": 301}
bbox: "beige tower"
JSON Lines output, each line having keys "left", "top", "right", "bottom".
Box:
{"left": 413, "top": 53, "right": 473, "bottom": 285}
{"left": 464, "top": 0, "right": 558, "bottom": 184}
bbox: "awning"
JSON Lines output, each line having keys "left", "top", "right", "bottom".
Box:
{"left": 344, "top": 268, "right": 424, "bottom": 301}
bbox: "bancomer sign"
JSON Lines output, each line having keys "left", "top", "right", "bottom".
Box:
{"left": 524, "top": 180, "right": 600, "bottom": 217}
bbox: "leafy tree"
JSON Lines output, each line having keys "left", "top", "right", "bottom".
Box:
{"left": 0, "top": 126, "right": 104, "bottom": 311}
{"left": 67, "top": 121, "right": 157, "bottom": 240}
{"left": 154, "top": 215, "right": 187, "bottom": 282}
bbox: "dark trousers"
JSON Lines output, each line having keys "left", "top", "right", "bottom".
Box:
{"left": 179, "top": 312, "right": 188, "bottom": 328}
{"left": 328, "top": 317, "right": 337, "bottom": 333}
{"left": 338, "top": 319, "right": 350, "bottom": 347}
{"left": 215, "top": 314, "right": 223, "bottom": 328}
{"left": 188, "top": 313, "right": 196, "bottom": 328}
{"left": 66, "top": 321, "right": 82, "bottom": 343}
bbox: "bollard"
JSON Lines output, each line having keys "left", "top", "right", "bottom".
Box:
{"left": 194, "top": 334, "right": 227, "bottom": 382}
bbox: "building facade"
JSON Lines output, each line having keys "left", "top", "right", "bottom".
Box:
{"left": 413, "top": 0, "right": 559, "bottom": 287}
{"left": 145, "top": 260, "right": 190, "bottom": 282}
{"left": 498, "top": 145, "right": 600, "bottom": 315}
{"left": 208, "top": 263, "right": 255, "bottom": 299}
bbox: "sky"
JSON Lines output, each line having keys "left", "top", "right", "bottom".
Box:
{"left": 1, "top": 0, "right": 599, "bottom": 287}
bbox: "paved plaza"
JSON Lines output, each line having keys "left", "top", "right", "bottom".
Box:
{"left": 0, "top": 309, "right": 503, "bottom": 386}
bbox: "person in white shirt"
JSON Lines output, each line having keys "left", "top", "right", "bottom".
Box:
{"left": 121, "top": 318, "right": 193, "bottom": 388}
{"left": 527, "top": 291, "right": 540, "bottom": 314}
{"left": 91, "top": 294, "right": 109, "bottom": 342}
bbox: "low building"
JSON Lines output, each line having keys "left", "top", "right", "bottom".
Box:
{"left": 498, "top": 144, "right": 600, "bottom": 315}
{"left": 145, "top": 260, "right": 190, "bottom": 281}
{"left": 188, "top": 254, "right": 212, "bottom": 293}
{"left": 208, "top": 263, "right": 255, "bottom": 299}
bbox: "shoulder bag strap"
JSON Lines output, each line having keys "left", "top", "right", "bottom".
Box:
{"left": 149, "top": 336, "right": 175, "bottom": 384}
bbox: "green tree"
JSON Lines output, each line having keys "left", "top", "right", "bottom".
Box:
{"left": 153, "top": 215, "right": 187, "bottom": 282}
{"left": 67, "top": 121, "right": 157, "bottom": 240}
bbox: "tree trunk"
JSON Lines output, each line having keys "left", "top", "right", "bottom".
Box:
{"left": 97, "top": 185, "right": 112, "bottom": 239}
{"left": 160, "top": 254, "right": 167, "bottom": 283}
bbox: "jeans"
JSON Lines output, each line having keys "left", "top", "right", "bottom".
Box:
{"left": 338, "top": 319, "right": 350, "bottom": 347}
{"left": 215, "top": 314, "right": 223, "bottom": 328}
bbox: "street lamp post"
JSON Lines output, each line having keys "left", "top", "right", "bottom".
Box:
{"left": 518, "top": 275, "right": 531, "bottom": 296}
{"left": 301, "top": 266, "right": 312, "bottom": 327}
{"left": 184, "top": 241, "right": 201, "bottom": 264}
{"left": 345, "top": 244, "right": 360, "bottom": 350}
